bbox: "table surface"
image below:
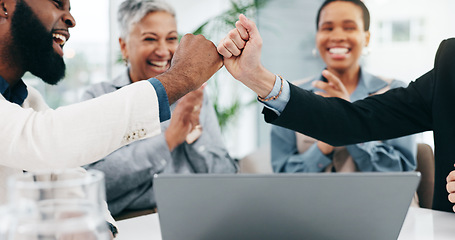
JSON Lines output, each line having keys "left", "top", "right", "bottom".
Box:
{"left": 116, "top": 207, "right": 455, "bottom": 240}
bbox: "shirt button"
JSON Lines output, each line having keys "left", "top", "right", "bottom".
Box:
{"left": 139, "top": 129, "right": 146, "bottom": 137}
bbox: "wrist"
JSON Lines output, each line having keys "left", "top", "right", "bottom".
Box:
{"left": 156, "top": 70, "right": 192, "bottom": 105}
{"left": 243, "top": 66, "right": 275, "bottom": 98}
{"left": 257, "top": 75, "right": 284, "bottom": 102}
{"left": 317, "top": 141, "right": 334, "bottom": 155}
{"left": 165, "top": 131, "right": 178, "bottom": 151}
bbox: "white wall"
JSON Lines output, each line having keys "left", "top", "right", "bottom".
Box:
{"left": 365, "top": 0, "right": 455, "bottom": 83}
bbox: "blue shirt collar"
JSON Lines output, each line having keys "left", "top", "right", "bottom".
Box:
{"left": 0, "top": 76, "right": 28, "bottom": 105}
{"left": 350, "top": 68, "right": 389, "bottom": 101}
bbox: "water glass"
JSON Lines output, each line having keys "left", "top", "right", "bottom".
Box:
{"left": 7, "top": 169, "right": 111, "bottom": 240}
{"left": 0, "top": 205, "right": 13, "bottom": 240}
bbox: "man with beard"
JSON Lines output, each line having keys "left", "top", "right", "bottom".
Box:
{"left": 0, "top": 0, "right": 221, "bottom": 210}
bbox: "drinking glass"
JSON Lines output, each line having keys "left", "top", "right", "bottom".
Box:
{"left": 0, "top": 205, "right": 14, "bottom": 240}
{"left": 7, "top": 169, "right": 111, "bottom": 240}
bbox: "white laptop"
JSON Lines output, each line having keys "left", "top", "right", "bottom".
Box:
{"left": 153, "top": 172, "right": 420, "bottom": 240}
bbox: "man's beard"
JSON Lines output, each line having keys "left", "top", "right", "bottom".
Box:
{"left": 10, "top": 0, "right": 66, "bottom": 85}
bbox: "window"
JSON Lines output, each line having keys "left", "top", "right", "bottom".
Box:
{"left": 392, "top": 20, "right": 410, "bottom": 42}
{"left": 377, "top": 19, "right": 425, "bottom": 44}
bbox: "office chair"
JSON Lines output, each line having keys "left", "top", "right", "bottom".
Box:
{"left": 239, "top": 145, "right": 272, "bottom": 173}
{"left": 415, "top": 143, "right": 435, "bottom": 209}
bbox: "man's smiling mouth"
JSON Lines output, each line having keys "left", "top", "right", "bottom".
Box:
{"left": 52, "top": 33, "right": 68, "bottom": 57}
{"left": 52, "top": 33, "right": 67, "bottom": 47}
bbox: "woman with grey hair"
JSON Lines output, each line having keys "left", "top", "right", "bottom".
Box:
{"left": 82, "top": 0, "right": 237, "bottom": 217}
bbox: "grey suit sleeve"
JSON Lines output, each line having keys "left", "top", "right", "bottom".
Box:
{"left": 83, "top": 133, "right": 172, "bottom": 209}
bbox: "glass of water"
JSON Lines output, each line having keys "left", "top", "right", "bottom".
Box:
{"left": 0, "top": 205, "right": 14, "bottom": 240}
{"left": 7, "top": 169, "right": 111, "bottom": 240}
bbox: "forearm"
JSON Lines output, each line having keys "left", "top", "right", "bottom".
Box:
{"left": 346, "top": 135, "right": 417, "bottom": 172}
{"left": 260, "top": 76, "right": 291, "bottom": 115}
{"left": 265, "top": 74, "right": 433, "bottom": 146}
{"left": 240, "top": 66, "right": 276, "bottom": 98}
{"left": 281, "top": 144, "right": 332, "bottom": 173}
{"left": 2, "top": 81, "right": 161, "bottom": 171}
{"left": 156, "top": 34, "right": 223, "bottom": 105}
{"left": 184, "top": 100, "right": 237, "bottom": 173}
{"left": 156, "top": 70, "right": 193, "bottom": 105}
{"left": 271, "top": 126, "right": 330, "bottom": 172}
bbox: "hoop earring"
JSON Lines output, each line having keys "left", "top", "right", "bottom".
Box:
{"left": 122, "top": 58, "right": 129, "bottom": 66}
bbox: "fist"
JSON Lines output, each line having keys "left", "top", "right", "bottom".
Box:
{"left": 157, "top": 34, "right": 223, "bottom": 104}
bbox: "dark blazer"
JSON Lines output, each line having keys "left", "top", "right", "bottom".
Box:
{"left": 263, "top": 38, "right": 455, "bottom": 213}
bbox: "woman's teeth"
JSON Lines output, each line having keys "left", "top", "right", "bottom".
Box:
{"left": 149, "top": 61, "right": 168, "bottom": 68}
{"left": 329, "top": 48, "right": 349, "bottom": 54}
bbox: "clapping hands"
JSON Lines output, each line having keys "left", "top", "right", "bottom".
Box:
{"left": 165, "top": 86, "right": 204, "bottom": 151}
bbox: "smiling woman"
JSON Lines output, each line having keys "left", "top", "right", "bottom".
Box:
{"left": 79, "top": 0, "right": 236, "bottom": 217}
{"left": 270, "top": 0, "right": 417, "bottom": 176}
{"left": 119, "top": 10, "right": 178, "bottom": 83}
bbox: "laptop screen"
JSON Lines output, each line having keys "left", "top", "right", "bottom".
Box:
{"left": 154, "top": 172, "right": 420, "bottom": 240}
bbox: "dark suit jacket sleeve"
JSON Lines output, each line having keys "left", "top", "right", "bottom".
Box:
{"left": 263, "top": 71, "right": 434, "bottom": 146}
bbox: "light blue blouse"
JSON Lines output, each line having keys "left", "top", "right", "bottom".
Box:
{"left": 269, "top": 69, "right": 417, "bottom": 173}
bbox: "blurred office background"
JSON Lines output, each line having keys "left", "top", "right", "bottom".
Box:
{"left": 28, "top": 0, "right": 455, "bottom": 159}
